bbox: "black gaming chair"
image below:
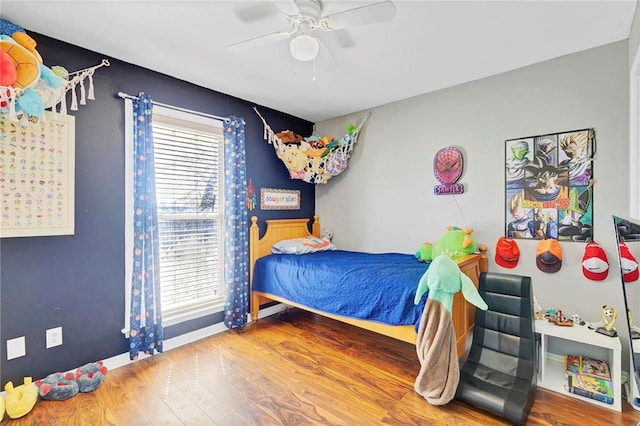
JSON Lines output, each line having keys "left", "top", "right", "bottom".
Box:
{"left": 455, "top": 272, "right": 537, "bottom": 426}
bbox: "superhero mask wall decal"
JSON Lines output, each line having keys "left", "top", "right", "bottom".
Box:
{"left": 433, "top": 146, "right": 465, "bottom": 195}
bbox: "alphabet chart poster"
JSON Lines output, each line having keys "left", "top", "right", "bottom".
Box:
{"left": 1, "top": 113, "right": 75, "bottom": 237}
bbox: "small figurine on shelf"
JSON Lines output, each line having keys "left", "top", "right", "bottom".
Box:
{"left": 587, "top": 305, "right": 618, "bottom": 337}
{"left": 571, "top": 313, "right": 586, "bottom": 326}
{"left": 553, "top": 309, "right": 574, "bottom": 326}
{"left": 533, "top": 296, "right": 544, "bottom": 320}
{"left": 545, "top": 307, "right": 558, "bottom": 322}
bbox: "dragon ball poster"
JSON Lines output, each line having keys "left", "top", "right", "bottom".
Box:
{"left": 505, "top": 128, "right": 594, "bottom": 242}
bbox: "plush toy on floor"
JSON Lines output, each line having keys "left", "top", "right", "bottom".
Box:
{"left": 75, "top": 361, "right": 107, "bottom": 392}
{"left": 416, "top": 226, "right": 476, "bottom": 262}
{"left": 4, "top": 377, "right": 38, "bottom": 419}
{"left": 35, "top": 372, "right": 79, "bottom": 400}
{"left": 0, "top": 390, "right": 4, "bottom": 422}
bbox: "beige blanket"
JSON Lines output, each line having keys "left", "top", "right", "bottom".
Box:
{"left": 414, "top": 298, "right": 459, "bottom": 405}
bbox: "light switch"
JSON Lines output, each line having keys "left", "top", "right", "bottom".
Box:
{"left": 7, "top": 336, "right": 26, "bottom": 360}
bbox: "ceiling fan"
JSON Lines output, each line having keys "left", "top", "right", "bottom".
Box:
{"left": 228, "top": 0, "right": 397, "bottom": 62}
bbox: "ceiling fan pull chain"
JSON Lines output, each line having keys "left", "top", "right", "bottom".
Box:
{"left": 312, "top": 58, "right": 316, "bottom": 82}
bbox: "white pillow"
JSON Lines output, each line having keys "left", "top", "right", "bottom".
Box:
{"left": 272, "top": 236, "right": 336, "bottom": 255}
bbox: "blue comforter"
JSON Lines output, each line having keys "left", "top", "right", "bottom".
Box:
{"left": 252, "top": 250, "right": 430, "bottom": 326}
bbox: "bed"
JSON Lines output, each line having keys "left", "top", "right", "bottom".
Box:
{"left": 249, "top": 215, "right": 488, "bottom": 356}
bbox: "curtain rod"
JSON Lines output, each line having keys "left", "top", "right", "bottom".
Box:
{"left": 117, "top": 91, "right": 230, "bottom": 123}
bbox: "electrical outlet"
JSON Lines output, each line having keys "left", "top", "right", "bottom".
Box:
{"left": 46, "top": 327, "right": 63, "bottom": 348}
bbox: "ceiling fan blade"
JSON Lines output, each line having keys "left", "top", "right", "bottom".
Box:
{"left": 228, "top": 31, "right": 293, "bottom": 51}
{"left": 319, "top": 1, "right": 396, "bottom": 30}
{"left": 273, "top": 0, "right": 300, "bottom": 16}
{"left": 332, "top": 30, "right": 356, "bottom": 49}
{"left": 317, "top": 38, "right": 337, "bottom": 66}
{"left": 235, "top": 2, "right": 282, "bottom": 22}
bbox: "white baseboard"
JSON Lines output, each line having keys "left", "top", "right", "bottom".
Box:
{"left": 102, "top": 303, "right": 287, "bottom": 372}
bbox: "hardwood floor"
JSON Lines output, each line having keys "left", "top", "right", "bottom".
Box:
{"left": 3, "top": 308, "right": 640, "bottom": 425}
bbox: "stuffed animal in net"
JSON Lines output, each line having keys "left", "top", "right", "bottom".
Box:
{"left": 415, "top": 226, "right": 476, "bottom": 263}
{"left": 0, "top": 18, "right": 42, "bottom": 63}
{"left": 4, "top": 377, "right": 38, "bottom": 419}
{"left": 0, "top": 18, "right": 42, "bottom": 91}
{"left": 0, "top": 17, "right": 66, "bottom": 122}
{"left": 35, "top": 372, "right": 79, "bottom": 401}
{"left": 75, "top": 361, "right": 107, "bottom": 392}
{"left": 0, "top": 49, "right": 16, "bottom": 87}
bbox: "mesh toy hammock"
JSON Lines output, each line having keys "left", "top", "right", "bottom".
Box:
{"left": 254, "top": 107, "right": 370, "bottom": 184}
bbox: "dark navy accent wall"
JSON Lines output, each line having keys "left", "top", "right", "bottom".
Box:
{"left": 0, "top": 32, "right": 314, "bottom": 384}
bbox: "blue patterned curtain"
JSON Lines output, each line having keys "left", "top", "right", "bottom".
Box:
{"left": 129, "top": 92, "right": 163, "bottom": 359}
{"left": 223, "top": 116, "right": 249, "bottom": 328}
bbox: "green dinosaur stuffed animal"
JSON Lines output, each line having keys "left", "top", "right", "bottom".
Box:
{"left": 415, "top": 226, "right": 476, "bottom": 262}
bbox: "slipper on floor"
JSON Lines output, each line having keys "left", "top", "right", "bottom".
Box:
{"left": 35, "top": 372, "right": 79, "bottom": 401}
{"left": 4, "top": 377, "right": 38, "bottom": 419}
{"left": 75, "top": 361, "right": 107, "bottom": 392}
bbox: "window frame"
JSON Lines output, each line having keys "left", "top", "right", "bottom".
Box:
{"left": 124, "top": 102, "right": 225, "bottom": 334}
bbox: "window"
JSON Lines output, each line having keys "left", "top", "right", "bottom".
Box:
{"left": 125, "top": 104, "right": 224, "bottom": 329}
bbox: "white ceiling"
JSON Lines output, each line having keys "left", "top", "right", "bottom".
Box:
{"left": 2, "top": 0, "right": 638, "bottom": 122}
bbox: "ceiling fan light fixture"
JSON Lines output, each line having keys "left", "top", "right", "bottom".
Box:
{"left": 289, "top": 33, "right": 319, "bottom": 61}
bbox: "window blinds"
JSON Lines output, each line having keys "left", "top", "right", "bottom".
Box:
{"left": 152, "top": 119, "right": 224, "bottom": 321}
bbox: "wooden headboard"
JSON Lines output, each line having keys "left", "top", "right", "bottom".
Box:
{"left": 249, "top": 215, "right": 320, "bottom": 284}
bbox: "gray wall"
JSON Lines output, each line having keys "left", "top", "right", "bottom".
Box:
{"left": 316, "top": 41, "right": 629, "bottom": 330}
{"left": 630, "top": 4, "right": 640, "bottom": 74}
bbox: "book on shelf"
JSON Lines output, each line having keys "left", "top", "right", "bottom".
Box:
{"left": 567, "top": 372, "right": 614, "bottom": 397}
{"left": 564, "top": 354, "right": 611, "bottom": 380}
{"left": 580, "top": 356, "right": 611, "bottom": 380}
{"left": 565, "top": 374, "right": 614, "bottom": 405}
{"left": 564, "top": 354, "right": 614, "bottom": 405}
{"left": 564, "top": 354, "right": 580, "bottom": 375}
